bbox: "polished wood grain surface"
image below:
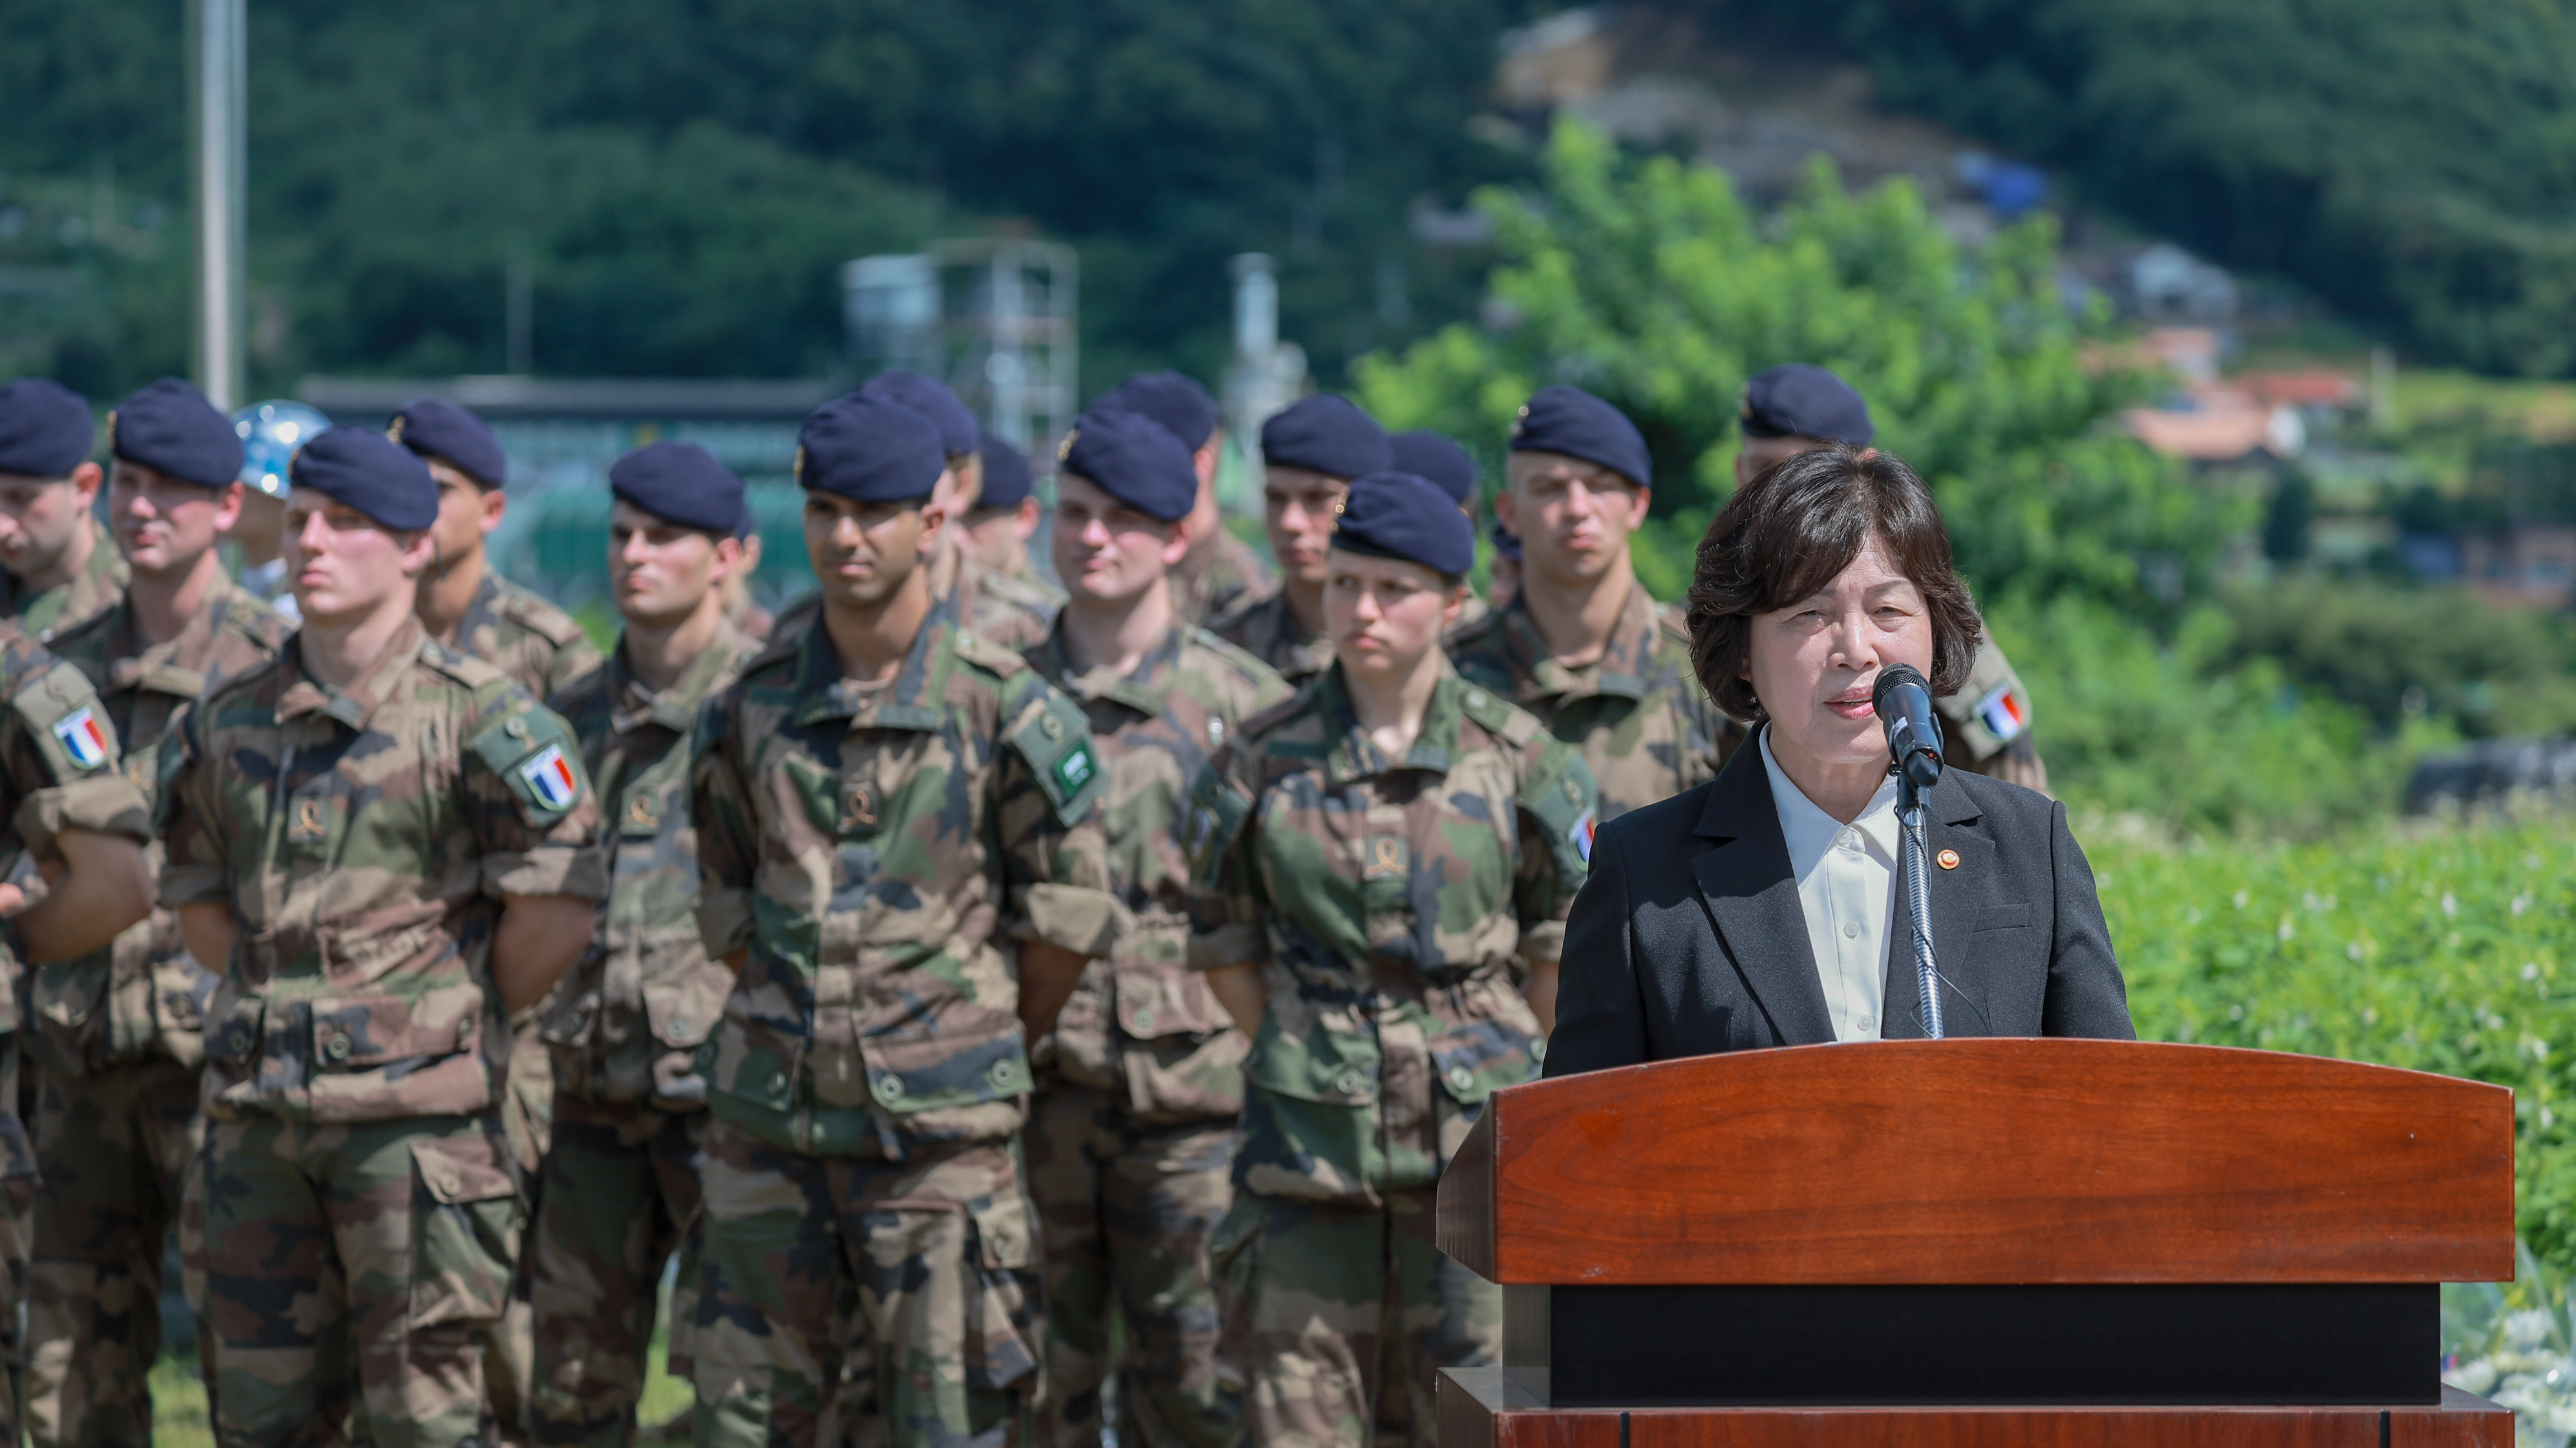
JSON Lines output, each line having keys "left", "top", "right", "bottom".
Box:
{"left": 1441, "top": 1372, "right": 2511, "bottom": 1448}
{"left": 1439, "top": 1039, "right": 2512, "bottom": 1285}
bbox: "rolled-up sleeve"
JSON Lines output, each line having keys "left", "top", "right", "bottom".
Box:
{"left": 17, "top": 774, "right": 150, "bottom": 859}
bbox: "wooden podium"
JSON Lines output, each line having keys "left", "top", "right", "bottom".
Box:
{"left": 1434, "top": 1039, "right": 2516, "bottom": 1446}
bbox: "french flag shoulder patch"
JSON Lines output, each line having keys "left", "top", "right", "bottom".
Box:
{"left": 52, "top": 707, "right": 109, "bottom": 771}
{"left": 519, "top": 743, "right": 577, "bottom": 811}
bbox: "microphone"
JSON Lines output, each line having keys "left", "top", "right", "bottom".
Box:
{"left": 1872, "top": 664, "right": 1944, "bottom": 790}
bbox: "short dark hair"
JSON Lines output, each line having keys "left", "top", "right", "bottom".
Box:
{"left": 1685, "top": 443, "right": 1983, "bottom": 723}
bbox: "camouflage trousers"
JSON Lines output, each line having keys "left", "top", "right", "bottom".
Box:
{"left": 200, "top": 1109, "right": 524, "bottom": 1448}
{"left": 527, "top": 1092, "right": 708, "bottom": 1447}
{"left": 691, "top": 1119, "right": 1043, "bottom": 1448}
{"left": 26, "top": 1056, "right": 208, "bottom": 1448}
{"left": 1024, "top": 1084, "right": 1238, "bottom": 1448}
{"left": 489, "top": 1016, "right": 556, "bottom": 1448}
{"left": 1210, "top": 1189, "right": 1499, "bottom": 1448}
{"left": 0, "top": 1036, "right": 42, "bottom": 1448}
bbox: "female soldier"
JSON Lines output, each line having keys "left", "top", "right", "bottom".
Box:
{"left": 1184, "top": 471, "right": 1598, "bottom": 1448}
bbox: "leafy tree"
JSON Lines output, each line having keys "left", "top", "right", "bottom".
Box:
{"left": 1715, "top": 0, "right": 2576, "bottom": 377}
{"left": 1355, "top": 120, "right": 2242, "bottom": 617}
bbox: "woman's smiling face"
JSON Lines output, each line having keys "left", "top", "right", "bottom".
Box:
{"left": 1741, "top": 531, "right": 1935, "bottom": 771}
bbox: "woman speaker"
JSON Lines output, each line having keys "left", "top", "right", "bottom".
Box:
{"left": 1543, "top": 444, "right": 2133, "bottom": 1074}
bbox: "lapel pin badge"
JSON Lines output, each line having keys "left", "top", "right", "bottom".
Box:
{"left": 1935, "top": 849, "right": 1960, "bottom": 870}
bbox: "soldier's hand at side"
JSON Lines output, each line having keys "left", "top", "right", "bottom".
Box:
{"left": 1206, "top": 963, "right": 1269, "bottom": 1037}
{"left": 1523, "top": 959, "right": 1560, "bottom": 1036}
{"left": 492, "top": 894, "right": 599, "bottom": 1013}
{"left": 1017, "top": 941, "right": 1093, "bottom": 1043}
{"left": 16, "top": 828, "right": 153, "bottom": 964}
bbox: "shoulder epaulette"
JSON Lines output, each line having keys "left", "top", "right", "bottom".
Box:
{"left": 497, "top": 582, "right": 590, "bottom": 646}
{"left": 1458, "top": 682, "right": 1545, "bottom": 749}
{"left": 950, "top": 627, "right": 1030, "bottom": 679}
{"left": 1186, "top": 628, "right": 1282, "bottom": 685}
{"left": 1234, "top": 687, "right": 1311, "bottom": 745}
{"left": 418, "top": 638, "right": 512, "bottom": 691}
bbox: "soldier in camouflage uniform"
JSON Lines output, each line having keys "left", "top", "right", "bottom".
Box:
{"left": 1094, "top": 371, "right": 1278, "bottom": 629}
{"left": 1215, "top": 395, "right": 1393, "bottom": 688}
{"left": 687, "top": 394, "right": 1120, "bottom": 1448}
{"left": 389, "top": 396, "right": 605, "bottom": 1440}
{"left": 1022, "top": 411, "right": 1288, "bottom": 1448}
{"left": 1186, "top": 474, "right": 1594, "bottom": 1448}
{"left": 958, "top": 429, "right": 1065, "bottom": 613}
{"left": 0, "top": 380, "right": 131, "bottom": 646}
{"left": 769, "top": 376, "right": 1056, "bottom": 657}
{"left": 528, "top": 443, "right": 760, "bottom": 1447}
{"left": 1452, "top": 387, "right": 1736, "bottom": 834}
{"left": 0, "top": 378, "right": 161, "bottom": 1448}
{"left": 1732, "top": 365, "right": 2052, "bottom": 791}
{"left": 26, "top": 379, "right": 290, "bottom": 1448}
{"left": 158, "top": 425, "right": 604, "bottom": 1448}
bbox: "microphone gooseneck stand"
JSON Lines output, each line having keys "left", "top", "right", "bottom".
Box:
{"left": 1895, "top": 768, "right": 1943, "bottom": 1040}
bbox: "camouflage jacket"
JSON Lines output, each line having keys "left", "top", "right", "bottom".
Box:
{"left": 1445, "top": 579, "right": 1738, "bottom": 824}
{"left": 444, "top": 570, "right": 606, "bottom": 703}
{"left": 1023, "top": 618, "right": 1289, "bottom": 1123}
{"left": 1212, "top": 588, "right": 1333, "bottom": 687}
{"left": 1173, "top": 526, "right": 1276, "bottom": 630}
{"left": 1184, "top": 665, "right": 1596, "bottom": 1207}
{"left": 766, "top": 546, "right": 1055, "bottom": 658}
{"left": 541, "top": 618, "right": 761, "bottom": 1109}
{"left": 34, "top": 579, "right": 288, "bottom": 1075}
{"left": 0, "top": 625, "right": 154, "bottom": 1187}
{"left": 159, "top": 615, "right": 608, "bottom": 1125}
{"left": 689, "top": 603, "right": 1121, "bottom": 1159}
{"left": 3, "top": 515, "right": 131, "bottom": 645}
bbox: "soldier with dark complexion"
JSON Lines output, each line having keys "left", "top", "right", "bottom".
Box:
{"left": 687, "top": 394, "right": 1119, "bottom": 1448}
{"left": 1022, "top": 410, "right": 1287, "bottom": 1448}
{"left": 0, "top": 380, "right": 127, "bottom": 644}
{"left": 528, "top": 442, "right": 759, "bottom": 1446}
{"left": 162, "top": 426, "right": 604, "bottom": 1448}
{"left": 1215, "top": 395, "right": 1391, "bottom": 688}
{"left": 26, "top": 378, "right": 288, "bottom": 1448}
{"left": 1188, "top": 473, "right": 1595, "bottom": 1448}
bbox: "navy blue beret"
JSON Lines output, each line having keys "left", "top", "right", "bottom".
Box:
{"left": 1741, "top": 363, "right": 1874, "bottom": 446}
{"left": 1332, "top": 471, "right": 1475, "bottom": 578}
{"left": 797, "top": 394, "right": 944, "bottom": 504}
{"left": 1508, "top": 385, "right": 1650, "bottom": 490}
{"left": 1489, "top": 520, "right": 1523, "bottom": 561}
{"left": 109, "top": 378, "right": 242, "bottom": 487}
{"left": 1097, "top": 370, "right": 1219, "bottom": 451}
{"left": 1058, "top": 408, "right": 1196, "bottom": 523}
{"left": 0, "top": 379, "right": 94, "bottom": 478}
{"left": 1261, "top": 394, "right": 1390, "bottom": 480}
{"left": 1390, "top": 431, "right": 1477, "bottom": 507}
{"left": 978, "top": 427, "right": 1033, "bottom": 510}
{"left": 859, "top": 371, "right": 977, "bottom": 458}
{"left": 391, "top": 397, "right": 506, "bottom": 489}
{"left": 610, "top": 440, "right": 745, "bottom": 534}
{"left": 290, "top": 425, "right": 437, "bottom": 530}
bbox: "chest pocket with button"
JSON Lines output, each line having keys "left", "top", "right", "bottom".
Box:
{"left": 1234, "top": 1003, "right": 1387, "bottom": 1208}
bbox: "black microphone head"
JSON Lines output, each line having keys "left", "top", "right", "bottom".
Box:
{"left": 1872, "top": 663, "right": 1930, "bottom": 712}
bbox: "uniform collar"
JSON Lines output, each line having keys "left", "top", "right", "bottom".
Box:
{"left": 275, "top": 613, "right": 429, "bottom": 730}
{"left": 1492, "top": 577, "right": 1662, "bottom": 705}
{"left": 100, "top": 577, "right": 247, "bottom": 699}
{"left": 1031, "top": 612, "right": 1183, "bottom": 717}
{"left": 1318, "top": 659, "right": 1464, "bottom": 787}
{"left": 609, "top": 614, "right": 754, "bottom": 734}
{"left": 791, "top": 597, "right": 952, "bottom": 732}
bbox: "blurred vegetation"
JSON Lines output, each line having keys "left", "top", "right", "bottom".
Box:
{"left": 1356, "top": 120, "right": 2576, "bottom": 838}
{"left": 1717, "top": 0, "right": 2576, "bottom": 378}
{"left": 0, "top": 0, "right": 1536, "bottom": 398}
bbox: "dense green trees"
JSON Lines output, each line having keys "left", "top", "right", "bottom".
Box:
{"left": 0, "top": 0, "right": 1530, "bottom": 394}
{"left": 1721, "top": 0, "right": 2576, "bottom": 376}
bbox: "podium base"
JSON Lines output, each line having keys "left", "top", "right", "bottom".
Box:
{"left": 1439, "top": 1368, "right": 2511, "bottom": 1447}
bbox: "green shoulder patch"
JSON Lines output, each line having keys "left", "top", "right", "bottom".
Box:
{"left": 1183, "top": 761, "right": 1254, "bottom": 889}
{"left": 1521, "top": 742, "right": 1600, "bottom": 879}
{"left": 1005, "top": 687, "right": 1104, "bottom": 825}
{"left": 470, "top": 703, "right": 587, "bottom": 825}
{"left": 15, "top": 660, "right": 115, "bottom": 778}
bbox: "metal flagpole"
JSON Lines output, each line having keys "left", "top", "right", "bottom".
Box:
{"left": 191, "top": 0, "right": 247, "bottom": 410}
